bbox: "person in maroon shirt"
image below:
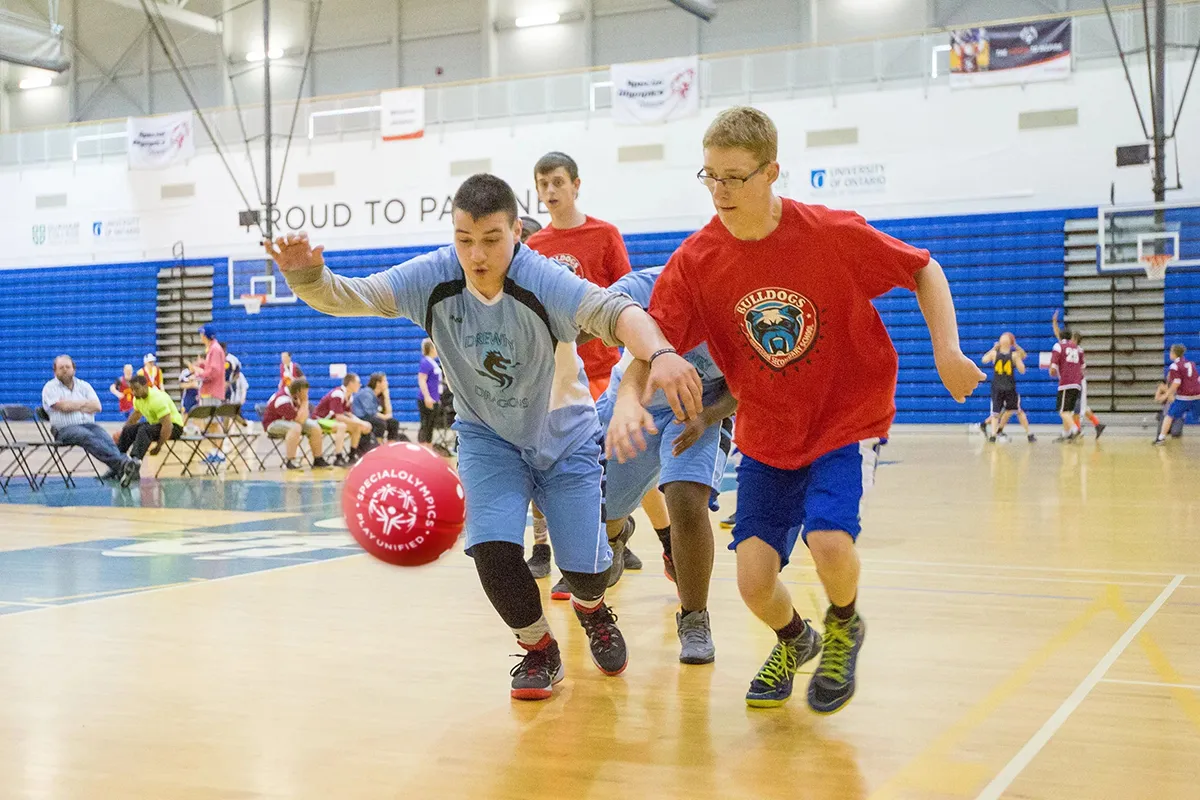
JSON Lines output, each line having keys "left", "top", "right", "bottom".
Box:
{"left": 1049, "top": 331, "right": 1087, "bottom": 441}
{"left": 607, "top": 106, "right": 982, "bottom": 714}
{"left": 1155, "top": 344, "right": 1200, "bottom": 445}
{"left": 262, "top": 378, "right": 330, "bottom": 470}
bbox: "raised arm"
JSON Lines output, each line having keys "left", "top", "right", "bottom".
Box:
{"left": 267, "top": 233, "right": 403, "bottom": 318}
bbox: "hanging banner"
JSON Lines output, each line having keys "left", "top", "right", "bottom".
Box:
{"left": 611, "top": 56, "right": 700, "bottom": 125}
{"left": 950, "top": 17, "right": 1072, "bottom": 88}
{"left": 127, "top": 111, "right": 195, "bottom": 170}
{"left": 380, "top": 87, "right": 425, "bottom": 141}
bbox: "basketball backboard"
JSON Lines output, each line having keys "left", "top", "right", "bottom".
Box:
{"left": 1097, "top": 201, "right": 1200, "bottom": 276}
{"left": 228, "top": 257, "right": 298, "bottom": 308}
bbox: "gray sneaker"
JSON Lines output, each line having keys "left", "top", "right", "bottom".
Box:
{"left": 677, "top": 609, "right": 715, "bottom": 664}
{"left": 606, "top": 517, "right": 636, "bottom": 588}
{"left": 526, "top": 543, "right": 552, "bottom": 579}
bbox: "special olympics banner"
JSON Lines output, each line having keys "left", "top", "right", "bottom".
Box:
{"left": 380, "top": 87, "right": 425, "bottom": 141}
{"left": 127, "top": 111, "right": 195, "bottom": 170}
{"left": 950, "top": 17, "right": 1072, "bottom": 88}
{"left": 611, "top": 56, "right": 700, "bottom": 125}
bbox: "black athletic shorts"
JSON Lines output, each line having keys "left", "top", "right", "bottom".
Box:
{"left": 1056, "top": 387, "right": 1081, "bottom": 413}
{"left": 991, "top": 389, "right": 1021, "bottom": 413}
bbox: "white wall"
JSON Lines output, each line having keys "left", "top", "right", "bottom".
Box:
{"left": 3, "top": 61, "right": 1195, "bottom": 270}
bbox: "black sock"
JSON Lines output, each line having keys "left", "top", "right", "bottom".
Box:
{"left": 830, "top": 596, "right": 857, "bottom": 621}
{"left": 774, "top": 610, "right": 807, "bottom": 641}
{"left": 680, "top": 606, "right": 705, "bottom": 617}
{"left": 655, "top": 525, "right": 672, "bottom": 556}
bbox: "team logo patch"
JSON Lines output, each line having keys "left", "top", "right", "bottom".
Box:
{"left": 476, "top": 350, "right": 520, "bottom": 390}
{"left": 550, "top": 253, "right": 583, "bottom": 277}
{"left": 735, "top": 288, "right": 819, "bottom": 370}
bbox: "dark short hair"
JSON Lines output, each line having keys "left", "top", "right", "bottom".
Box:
{"left": 453, "top": 174, "right": 518, "bottom": 223}
{"left": 343, "top": 372, "right": 359, "bottom": 387}
{"left": 1171, "top": 343, "right": 1187, "bottom": 358}
{"left": 534, "top": 151, "right": 579, "bottom": 182}
{"left": 1061, "top": 328, "right": 1073, "bottom": 342}
{"left": 289, "top": 378, "right": 309, "bottom": 398}
{"left": 519, "top": 216, "right": 542, "bottom": 243}
{"left": 367, "top": 372, "right": 386, "bottom": 390}
{"left": 130, "top": 374, "right": 149, "bottom": 388}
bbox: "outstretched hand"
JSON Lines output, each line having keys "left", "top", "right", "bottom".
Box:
{"left": 265, "top": 232, "right": 324, "bottom": 272}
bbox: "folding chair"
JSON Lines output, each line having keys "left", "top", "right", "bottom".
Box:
{"left": 32, "top": 407, "right": 104, "bottom": 487}
{"left": 160, "top": 405, "right": 229, "bottom": 477}
{"left": 215, "top": 403, "right": 262, "bottom": 472}
{"left": 0, "top": 405, "right": 39, "bottom": 493}
{"left": 431, "top": 393, "right": 458, "bottom": 455}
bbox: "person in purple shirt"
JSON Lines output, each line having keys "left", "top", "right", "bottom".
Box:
{"left": 417, "top": 338, "right": 443, "bottom": 443}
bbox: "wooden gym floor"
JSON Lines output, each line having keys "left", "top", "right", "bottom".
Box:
{"left": 1, "top": 428, "right": 1198, "bottom": 799}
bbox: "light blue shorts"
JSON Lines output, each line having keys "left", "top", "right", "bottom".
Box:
{"left": 456, "top": 428, "right": 612, "bottom": 574}
{"left": 599, "top": 401, "right": 732, "bottom": 521}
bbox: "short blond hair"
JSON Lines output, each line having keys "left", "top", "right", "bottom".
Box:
{"left": 703, "top": 107, "right": 778, "bottom": 164}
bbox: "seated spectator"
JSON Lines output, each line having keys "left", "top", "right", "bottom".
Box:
{"left": 279, "top": 351, "right": 304, "bottom": 392}
{"left": 417, "top": 338, "right": 443, "bottom": 444}
{"left": 138, "top": 353, "right": 163, "bottom": 390}
{"left": 42, "top": 355, "right": 138, "bottom": 487}
{"left": 117, "top": 374, "right": 184, "bottom": 464}
{"left": 110, "top": 364, "right": 135, "bottom": 416}
{"left": 262, "top": 378, "right": 330, "bottom": 470}
{"left": 315, "top": 373, "right": 373, "bottom": 464}
{"left": 190, "top": 325, "right": 226, "bottom": 406}
{"left": 352, "top": 372, "right": 405, "bottom": 442}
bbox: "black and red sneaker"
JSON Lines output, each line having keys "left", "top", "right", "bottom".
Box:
{"left": 573, "top": 602, "right": 628, "bottom": 676}
{"left": 510, "top": 635, "right": 564, "bottom": 701}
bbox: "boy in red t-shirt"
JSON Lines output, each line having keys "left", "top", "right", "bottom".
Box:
{"left": 525, "top": 152, "right": 631, "bottom": 400}
{"left": 524, "top": 151, "right": 654, "bottom": 587}
{"left": 608, "top": 107, "right": 983, "bottom": 714}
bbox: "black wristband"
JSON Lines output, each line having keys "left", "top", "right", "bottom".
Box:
{"left": 649, "top": 348, "right": 677, "bottom": 365}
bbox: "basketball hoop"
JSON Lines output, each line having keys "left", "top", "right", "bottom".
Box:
{"left": 240, "top": 293, "right": 267, "bottom": 314}
{"left": 1140, "top": 253, "right": 1175, "bottom": 281}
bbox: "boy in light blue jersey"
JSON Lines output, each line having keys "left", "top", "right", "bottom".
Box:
{"left": 267, "top": 174, "right": 702, "bottom": 701}
{"left": 596, "top": 267, "right": 737, "bottom": 665}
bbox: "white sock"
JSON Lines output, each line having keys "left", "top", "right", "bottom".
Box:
{"left": 514, "top": 616, "right": 552, "bottom": 648}
{"left": 572, "top": 594, "right": 604, "bottom": 612}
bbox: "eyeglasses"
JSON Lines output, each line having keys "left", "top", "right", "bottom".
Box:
{"left": 696, "top": 162, "right": 769, "bottom": 190}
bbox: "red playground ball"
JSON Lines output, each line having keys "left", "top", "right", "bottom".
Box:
{"left": 341, "top": 443, "right": 465, "bottom": 566}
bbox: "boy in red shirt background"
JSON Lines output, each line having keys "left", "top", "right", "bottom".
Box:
{"left": 524, "top": 151, "right": 654, "bottom": 585}
{"left": 608, "top": 107, "right": 983, "bottom": 714}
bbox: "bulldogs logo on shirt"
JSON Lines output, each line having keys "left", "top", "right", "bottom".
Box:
{"left": 735, "top": 288, "right": 819, "bottom": 370}
{"left": 550, "top": 253, "right": 583, "bottom": 277}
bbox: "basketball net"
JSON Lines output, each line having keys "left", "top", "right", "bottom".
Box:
{"left": 241, "top": 293, "right": 267, "bottom": 315}
{"left": 1140, "top": 253, "right": 1174, "bottom": 281}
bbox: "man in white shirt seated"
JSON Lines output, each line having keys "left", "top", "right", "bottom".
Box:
{"left": 41, "top": 354, "right": 139, "bottom": 487}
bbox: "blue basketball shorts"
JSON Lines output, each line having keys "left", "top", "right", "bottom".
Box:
{"left": 1168, "top": 397, "right": 1199, "bottom": 421}
{"left": 730, "top": 440, "right": 882, "bottom": 568}
{"left": 456, "top": 428, "right": 611, "bottom": 574}
{"left": 599, "top": 402, "right": 733, "bottom": 521}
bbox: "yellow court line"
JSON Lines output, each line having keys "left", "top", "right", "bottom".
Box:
{"left": 25, "top": 578, "right": 206, "bottom": 604}
{"left": 1106, "top": 585, "right": 1200, "bottom": 735}
{"left": 868, "top": 588, "right": 1115, "bottom": 800}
